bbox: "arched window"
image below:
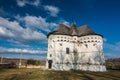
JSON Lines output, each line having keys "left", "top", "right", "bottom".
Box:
{"left": 66, "top": 47, "right": 69, "bottom": 54}
{"left": 59, "top": 43, "right": 62, "bottom": 46}
{"left": 85, "top": 44, "right": 88, "bottom": 48}
{"left": 64, "top": 40, "right": 66, "bottom": 41}
{"left": 93, "top": 44, "right": 96, "bottom": 46}
{"left": 80, "top": 42, "right": 83, "bottom": 43}
{"left": 50, "top": 54, "right": 52, "bottom": 57}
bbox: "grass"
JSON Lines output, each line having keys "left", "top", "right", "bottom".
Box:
{"left": 0, "top": 69, "right": 120, "bottom": 80}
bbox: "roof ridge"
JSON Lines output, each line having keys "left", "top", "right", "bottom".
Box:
{"left": 47, "top": 23, "right": 102, "bottom": 38}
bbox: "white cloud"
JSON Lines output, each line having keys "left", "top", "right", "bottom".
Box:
{"left": 104, "top": 53, "right": 120, "bottom": 59}
{"left": 17, "top": 0, "right": 40, "bottom": 7}
{"left": 0, "top": 26, "right": 14, "bottom": 39}
{"left": 104, "top": 42, "right": 120, "bottom": 58}
{"left": 23, "top": 15, "right": 57, "bottom": 32}
{"left": 62, "top": 21, "right": 70, "bottom": 26}
{"left": 103, "top": 38, "right": 107, "bottom": 42}
{"left": 17, "top": 0, "right": 25, "bottom": 7}
{"left": 44, "top": 5, "right": 60, "bottom": 17}
{"left": 33, "top": 0, "right": 40, "bottom": 6}
{"left": 21, "top": 28, "right": 46, "bottom": 43}
{"left": 0, "top": 17, "right": 47, "bottom": 44}
{"left": 59, "top": 20, "right": 70, "bottom": 27}
{"left": 0, "top": 17, "right": 23, "bottom": 31}
{"left": 0, "top": 14, "right": 68, "bottom": 44}
{"left": 104, "top": 42, "right": 120, "bottom": 52}
{"left": 15, "top": 14, "right": 24, "bottom": 22}
{"left": 16, "top": 1, "right": 60, "bottom": 17}
{"left": 0, "top": 47, "right": 46, "bottom": 54}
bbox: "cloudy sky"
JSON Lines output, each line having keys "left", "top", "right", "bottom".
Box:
{"left": 0, "top": 0, "right": 120, "bottom": 59}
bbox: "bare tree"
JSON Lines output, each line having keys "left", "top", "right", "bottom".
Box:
{"left": 59, "top": 49, "right": 64, "bottom": 70}
{"left": 95, "top": 44, "right": 105, "bottom": 65}
{"left": 73, "top": 49, "right": 79, "bottom": 70}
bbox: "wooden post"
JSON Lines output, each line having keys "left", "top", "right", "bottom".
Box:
{"left": 0, "top": 57, "right": 3, "bottom": 64}
{"left": 19, "top": 53, "right": 22, "bottom": 69}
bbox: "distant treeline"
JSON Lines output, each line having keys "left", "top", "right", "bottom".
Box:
{"left": 27, "top": 59, "right": 41, "bottom": 65}
{"left": 1, "top": 57, "right": 120, "bottom": 70}
{"left": 105, "top": 58, "right": 120, "bottom": 70}
{"left": 0, "top": 57, "right": 45, "bottom": 69}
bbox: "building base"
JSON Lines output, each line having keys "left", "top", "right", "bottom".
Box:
{"left": 47, "top": 64, "right": 106, "bottom": 72}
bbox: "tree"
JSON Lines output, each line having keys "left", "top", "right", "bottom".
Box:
{"left": 73, "top": 49, "right": 79, "bottom": 70}
{"left": 27, "top": 59, "right": 41, "bottom": 65}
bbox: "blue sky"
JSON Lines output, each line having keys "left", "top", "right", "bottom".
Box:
{"left": 0, "top": 0, "right": 120, "bottom": 60}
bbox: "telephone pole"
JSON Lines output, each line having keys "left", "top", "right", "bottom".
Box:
{"left": 19, "top": 53, "right": 22, "bottom": 69}
{"left": 0, "top": 57, "right": 3, "bottom": 64}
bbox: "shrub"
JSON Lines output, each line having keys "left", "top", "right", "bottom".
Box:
{"left": 27, "top": 59, "right": 41, "bottom": 65}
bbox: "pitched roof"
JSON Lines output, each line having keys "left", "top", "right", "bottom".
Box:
{"left": 47, "top": 23, "right": 102, "bottom": 38}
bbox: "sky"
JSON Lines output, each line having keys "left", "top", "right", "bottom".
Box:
{"left": 0, "top": 0, "right": 120, "bottom": 60}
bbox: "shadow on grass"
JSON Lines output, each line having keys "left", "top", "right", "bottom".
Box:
{"left": 71, "top": 70, "right": 120, "bottom": 80}
{"left": 92, "top": 71, "right": 120, "bottom": 80}
{"left": 1, "top": 69, "right": 120, "bottom": 80}
{"left": 43, "top": 71, "right": 70, "bottom": 80}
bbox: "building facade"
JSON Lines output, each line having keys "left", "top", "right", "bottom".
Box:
{"left": 46, "top": 23, "right": 106, "bottom": 71}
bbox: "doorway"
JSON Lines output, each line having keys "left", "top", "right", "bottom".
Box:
{"left": 48, "top": 60, "right": 52, "bottom": 69}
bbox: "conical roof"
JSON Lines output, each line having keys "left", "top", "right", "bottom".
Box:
{"left": 47, "top": 23, "right": 102, "bottom": 38}
{"left": 71, "top": 23, "right": 76, "bottom": 29}
{"left": 77, "top": 25, "right": 97, "bottom": 36}
{"left": 70, "top": 23, "right": 78, "bottom": 35}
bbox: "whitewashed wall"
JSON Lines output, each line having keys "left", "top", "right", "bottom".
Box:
{"left": 46, "top": 34, "right": 106, "bottom": 71}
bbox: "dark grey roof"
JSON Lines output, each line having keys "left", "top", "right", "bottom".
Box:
{"left": 47, "top": 23, "right": 102, "bottom": 38}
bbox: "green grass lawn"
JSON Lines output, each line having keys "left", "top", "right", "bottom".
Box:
{"left": 0, "top": 69, "right": 120, "bottom": 80}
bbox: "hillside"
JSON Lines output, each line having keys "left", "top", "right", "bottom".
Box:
{"left": 106, "top": 58, "right": 120, "bottom": 70}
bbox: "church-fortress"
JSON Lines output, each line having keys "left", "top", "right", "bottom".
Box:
{"left": 46, "top": 23, "right": 106, "bottom": 71}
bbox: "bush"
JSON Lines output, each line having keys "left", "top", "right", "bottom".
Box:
{"left": 27, "top": 59, "right": 41, "bottom": 65}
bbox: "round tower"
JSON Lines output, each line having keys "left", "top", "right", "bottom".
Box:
{"left": 46, "top": 23, "right": 106, "bottom": 71}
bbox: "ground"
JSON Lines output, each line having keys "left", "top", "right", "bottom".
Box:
{"left": 0, "top": 69, "right": 120, "bottom": 80}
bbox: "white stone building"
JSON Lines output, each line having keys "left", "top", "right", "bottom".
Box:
{"left": 46, "top": 23, "right": 106, "bottom": 71}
